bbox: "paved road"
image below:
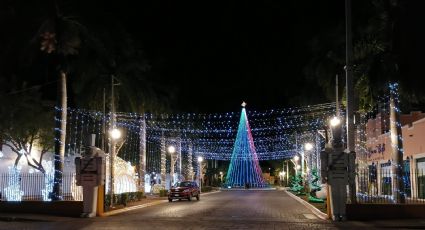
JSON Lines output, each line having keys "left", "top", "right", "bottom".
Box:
{"left": 1, "top": 190, "right": 424, "bottom": 229}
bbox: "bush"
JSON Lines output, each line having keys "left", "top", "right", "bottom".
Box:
{"left": 104, "top": 191, "right": 146, "bottom": 208}
{"left": 152, "top": 184, "right": 165, "bottom": 194}
{"left": 120, "top": 193, "right": 129, "bottom": 206}
{"left": 159, "top": 189, "right": 168, "bottom": 197}
{"left": 136, "top": 191, "right": 144, "bottom": 201}
{"left": 201, "top": 186, "right": 212, "bottom": 193}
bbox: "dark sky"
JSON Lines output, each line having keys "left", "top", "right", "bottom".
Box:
{"left": 120, "top": 1, "right": 345, "bottom": 112}
{"left": 3, "top": 1, "right": 425, "bottom": 113}
{"left": 123, "top": 0, "right": 425, "bottom": 113}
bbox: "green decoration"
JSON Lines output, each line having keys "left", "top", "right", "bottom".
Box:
{"left": 290, "top": 172, "right": 304, "bottom": 195}
{"left": 308, "top": 168, "right": 324, "bottom": 203}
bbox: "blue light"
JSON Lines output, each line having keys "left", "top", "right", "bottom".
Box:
{"left": 225, "top": 107, "right": 266, "bottom": 188}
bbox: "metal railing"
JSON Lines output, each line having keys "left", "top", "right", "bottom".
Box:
{"left": 355, "top": 168, "right": 425, "bottom": 204}
{"left": 0, "top": 172, "right": 82, "bottom": 201}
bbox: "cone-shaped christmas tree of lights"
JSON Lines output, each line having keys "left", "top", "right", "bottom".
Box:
{"left": 225, "top": 102, "right": 266, "bottom": 188}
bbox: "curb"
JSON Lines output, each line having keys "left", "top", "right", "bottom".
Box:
{"left": 284, "top": 190, "right": 328, "bottom": 220}
{"left": 220, "top": 188, "right": 276, "bottom": 191}
{"left": 102, "top": 200, "right": 168, "bottom": 216}
{"left": 201, "top": 190, "right": 221, "bottom": 195}
{"left": 103, "top": 190, "right": 221, "bottom": 217}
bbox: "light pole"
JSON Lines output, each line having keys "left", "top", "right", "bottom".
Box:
{"left": 304, "top": 142, "right": 314, "bottom": 182}
{"left": 293, "top": 155, "right": 300, "bottom": 175}
{"left": 167, "top": 145, "right": 176, "bottom": 188}
{"left": 219, "top": 171, "right": 223, "bottom": 184}
{"left": 109, "top": 127, "right": 121, "bottom": 207}
{"left": 279, "top": 171, "right": 286, "bottom": 186}
{"left": 197, "top": 156, "right": 203, "bottom": 193}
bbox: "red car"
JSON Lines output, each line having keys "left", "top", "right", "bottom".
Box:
{"left": 168, "top": 181, "right": 200, "bottom": 202}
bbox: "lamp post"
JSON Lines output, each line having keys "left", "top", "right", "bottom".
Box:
{"left": 109, "top": 127, "right": 121, "bottom": 207}
{"left": 304, "top": 142, "right": 314, "bottom": 182}
{"left": 219, "top": 171, "right": 223, "bottom": 184}
{"left": 279, "top": 171, "right": 286, "bottom": 186}
{"left": 197, "top": 156, "right": 203, "bottom": 193}
{"left": 293, "top": 155, "right": 300, "bottom": 175}
{"left": 167, "top": 145, "right": 176, "bottom": 188}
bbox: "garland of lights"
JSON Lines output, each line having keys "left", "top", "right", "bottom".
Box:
{"left": 58, "top": 103, "right": 337, "bottom": 162}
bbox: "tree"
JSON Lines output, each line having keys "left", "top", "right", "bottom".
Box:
{"left": 0, "top": 86, "right": 54, "bottom": 173}
{"left": 37, "top": 1, "right": 82, "bottom": 200}
{"left": 302, "top": 0, "right": 425, "bottom": 112}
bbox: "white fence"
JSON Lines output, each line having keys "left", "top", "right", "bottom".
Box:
{"left": 0, "top": 172, "right": 82, "bottom": 201}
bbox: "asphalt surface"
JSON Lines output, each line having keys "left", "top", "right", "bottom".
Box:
{"left": 1, "top": 190, "right": 425, "bottom": 229}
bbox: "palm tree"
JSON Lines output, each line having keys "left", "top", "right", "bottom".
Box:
{"left": 38, "top": 2, "right": 81, "bottom": 200}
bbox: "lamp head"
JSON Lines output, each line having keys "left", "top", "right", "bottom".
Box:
{"left": 197, "top": 156, "right": 203, "bottom": 162}
{"left": 330, "top": 116, "right": 341, "bottom": 127}
{"left": 304, "top": 143, "right": 313, "bottom": 151}
{"left": 110, "top": 128, "right": 122, "bottom": 140}
{"left": 167, "top": 146, "right": 176, "bottom": 154}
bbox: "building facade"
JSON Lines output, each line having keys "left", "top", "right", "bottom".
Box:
{"left": 366, "top": 111, "right": 425, "bottom": 199}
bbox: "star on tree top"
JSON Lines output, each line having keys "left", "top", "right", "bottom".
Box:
{"left": 241, "top": 101, "right": 247, "bottom": 107}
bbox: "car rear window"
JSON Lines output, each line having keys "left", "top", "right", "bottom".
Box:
{"left": 175, "top": 181, "right": 191, "bottom": 187}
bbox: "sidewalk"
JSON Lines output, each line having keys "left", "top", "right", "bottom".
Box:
{"left": 284, "top": 187, "right": 425, "bottom": 229}
{"left": 102, "top": 194, "right": 168, "bottom": 216}
{"left": 0, "top": 194, "right": 167, "bottom": 222}
{"left": 0, "top": 190, "right": 221, "bottom": 222}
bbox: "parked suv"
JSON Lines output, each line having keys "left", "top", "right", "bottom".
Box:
{"left": 168, "top": 181, "right": 200, "bottom": 202}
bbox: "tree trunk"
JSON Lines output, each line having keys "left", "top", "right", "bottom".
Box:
{"left": 390, "top": 84, "right": 405, "bottom": 203}
{"left": 52, "top": 70, "right": 67, "bottom": 201}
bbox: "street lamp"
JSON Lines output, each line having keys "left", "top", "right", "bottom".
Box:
{"left": 303, "top": 142, "right": 314, "bottom": 180}
{"left": 304, "top": 143, "right": 313, "bottom": 151}
{"left": 279, "top": 171, "right": 286, "bottom": 186}
{"left": 167, "top": 145, "right": 176, "bottom": 187}
{"left": 219, "top": 171, "right": 223, "bottom": 183}
{"left": 167, "top": 145, "right": 176, "bottom": 154}
{"left": 330, "top": 116, "right": 342, "bottom": 147}
{"left": 109, "top": 127, "right": 121, "bottom": 207}
{"left": 330, "top": 116, "right": 341, "bottom": 127}
{"left": 110, "top": 128, "right": 122, "bottom": 140}
{"left": 197, "top": 156, "right": 203, "bottom": 193}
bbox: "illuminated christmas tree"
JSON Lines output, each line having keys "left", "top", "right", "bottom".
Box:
{"left": 225, "top": 102, "right": 266, "bottom": 188}
{"left": 290, "top": 173, "right": 304, "bottom": 195}
{"left": 308, "top": 168, "right": 324, "bottom": 202}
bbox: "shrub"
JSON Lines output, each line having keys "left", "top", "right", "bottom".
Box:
{"left": 120, "top": 193, "right": 129, "bottom": 206}
{"left": 136, "top": 191, "right": 144, "bottom": 201}
{"left": 201, "top": 186, "right": 212, "bottom": 193}
{"left": 159, "top": 189, "right": 168, "bottom": 197}
{"left": 104, "top": 191, "right": 146, "bottom": 208}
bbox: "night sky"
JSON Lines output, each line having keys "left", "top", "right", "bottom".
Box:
{"left": 3, "top": 1, "right": 425, "bottom": 113}
{"left": 122, "top": 0, "right": 425, "bottom": 113}
{"left": 131, "top": 1, "right": 344, "bottom": 112}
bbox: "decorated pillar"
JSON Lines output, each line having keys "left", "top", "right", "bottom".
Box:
{"left": 187, "top": 141, "right": 194, "bottom": 180}
{"left": 160, "top": 133, "right": 166, "bottom": 188}
{"left": 139, "top": 115, "right": 146, "bottom": 192}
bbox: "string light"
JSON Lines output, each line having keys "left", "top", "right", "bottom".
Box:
{"left": 225, "top": 107, "right": 266, "bottom": 188}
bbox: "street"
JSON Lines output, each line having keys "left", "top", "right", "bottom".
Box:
{"left": 1, "top": 190, "right": 424, "bottom": 230}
